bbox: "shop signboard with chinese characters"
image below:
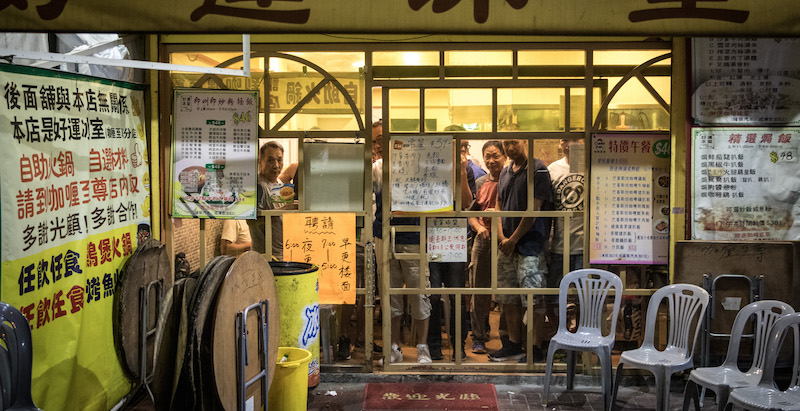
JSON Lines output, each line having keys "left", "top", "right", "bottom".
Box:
{"left": 2, "top": 1, "right": 800, "bottom": 36}
{"left": 589, "top": 134, "right": 670, "bottom": 265}
{"left": 693, "top": 38, "right": 800, "bottom": 125}
{"left": 283, "top": 213, "right": 356, "bottom": 304}
{"left": 268, "top": 73, "right": 363, "bottom": 114}
{"left": 691, "top": 127, "right": 800, "bottom": 241}
{"left": 171, "top": 89, "right": 258, "bottom": 219}
{"left": 390, "top": 135, "right": 453, "bottom": 213}
{"left": 0, "top": 64, "right": 149, "bottom": 411}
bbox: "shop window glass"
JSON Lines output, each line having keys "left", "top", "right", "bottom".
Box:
{"left": 374, "top": 51, "right": 439, "bottom": 66}
{"left": 445, "top": 50, "right": 512, "bottom": 66}
{"left": 267, "top": 54, "right": 365, "bottom": 131}
{"left": 498, "top": 88, "right": 581, "bottom": 132}
{"left": 518, "top": 50, "right": 585, "bottom": 66}
{"left": 602, "top": 76, "right": 671, "bottom": 131}
{"left": 593, "top": 50, "right": 671, "bottom": 66}
{"left": 424, "top": 89, "right": 492, "bottom": 132}
{"left": 388, "top": 89, "right": 421, "bottom": 132}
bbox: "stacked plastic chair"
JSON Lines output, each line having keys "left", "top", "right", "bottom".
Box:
{"left": 725, "top": 312, "right": 800, "bottom": 411}
{"left": 542, "top": 268, "right": 624, "bottom": 411}
{"left": 611, "top": 284, "right": 709, "bottom": 411}
{"left": 682, "top": 300, "right": 795, "bottom": 411}
{"left": 0, "top": 301, "right": 43, "bottom": 411}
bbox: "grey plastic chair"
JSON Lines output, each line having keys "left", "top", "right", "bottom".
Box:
{"left": 611, "top": 284, "right": 710, "bottom": 411}
{"left": 0, "top": 302, "right": 43, "bottom": 411}
{"left": 725, "top": 312, "right": 800, "bottom": 411}
{"left": 543, "top": 268, "right": 623, "bottom": 411}
{"left": 682, "top": 300, "right": 795, "bottom": 411}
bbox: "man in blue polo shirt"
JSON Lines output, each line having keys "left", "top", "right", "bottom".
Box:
{"left": 488, "top": 137, "right": 554, "bottom": 362}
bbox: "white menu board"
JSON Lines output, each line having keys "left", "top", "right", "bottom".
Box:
{"left": 426, "top": 218, "right": 468, "bottom": 262}
{"left": 693, "top": 38, "right": 800, "bottom": 125}
{"left": 390, "top": 134, "right": 454, "bottom": 212}
{"left": 171, "top": 89, "right": 258, "bottom": 219}
{"left": 691, "top": 127, "right": 800, "bottom": 241}
{"left": 590, "top": 134, "right": 670, "bottom": 265}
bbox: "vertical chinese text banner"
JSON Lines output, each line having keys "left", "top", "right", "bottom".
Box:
{"left": 283, "top": 213, "right": 356, "bottom": 304}
{"left": 0, "top": 64, "right": 149, "bottom": 411}
{"left": 172, "top": 89, "right": 258, "bottom": 219}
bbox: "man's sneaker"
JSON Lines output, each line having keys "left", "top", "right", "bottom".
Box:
{"left": 337, "top": 336, "right": 351, "bottom": 360}
{"left": 378, "top": 343, "right": 403, "bottom": 366}
{"left": 429, "top": 346, "right": 444, "bottom": 361}
{"left": 472, "top": 341, "right": 487, "bottom": 354}
{"left": 488, "top": 341, "right": 525, "bottom": 362}
{"left": 417, "top": 344, "right": 432, "bottom": 364}
{"left": 452, "top": 349, "right": 467, "bottom": 361}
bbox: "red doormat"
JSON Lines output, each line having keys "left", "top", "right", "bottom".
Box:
{"left": 363, "top": 383, "right": 498, "bottom": 410}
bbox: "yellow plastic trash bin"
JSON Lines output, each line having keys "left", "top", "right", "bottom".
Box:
{"left": 269, "top": 346, "right": 312, "bottom": 411}
{"left": 270, "top": 261, "right": 320, "bottom": 388}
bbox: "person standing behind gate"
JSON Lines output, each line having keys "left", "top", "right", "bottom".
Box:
{"left": 372, "top": 120, "right": 433, "bottom": 364}
{"left": 489, "top": 137, "right": 554, "bottom": 362}
{"left": 426, "top": 131, "right": 476, "bottom": 361}
{"left": 468, "top": 140, "right": 507, "bottom": 355}
{"left": 247, "top": 141, "right": 285, "bottom": 260}
{"left": 548, "top": 139, "right": 585, "bottom": 274}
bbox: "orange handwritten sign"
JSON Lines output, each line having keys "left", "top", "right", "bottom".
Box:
{"left": 283, "top": 213, "right": 356, "bottom": 304}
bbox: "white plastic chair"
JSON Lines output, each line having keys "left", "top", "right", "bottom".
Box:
{"left": 543, "top": 269, "right": 623, "bottom": 411}
{"left": 682, "top": 300, "right": 795, "bottom": 411}
{"left": 725, "top": 312, "right": 800, "bottom": 411}
{"left": 610, "top": 284, "right": 709, "bottom": 411}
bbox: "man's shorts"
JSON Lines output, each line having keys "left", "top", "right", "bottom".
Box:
{"left": 496, "top": 252, "right": 546, "bottom": 306}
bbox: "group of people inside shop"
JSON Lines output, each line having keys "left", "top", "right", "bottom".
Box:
{"left": 371, "top": 120, "right": 586, "bottom": 364}
{"left": 235, "top": 120, "right": 585, "bottom": 365}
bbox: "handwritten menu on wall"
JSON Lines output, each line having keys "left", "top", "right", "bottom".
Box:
{"left": 693, "top": 38, "right": 800, "bottom": 125}
{"left": 390, "top": 135, "right": 453, "bottom": 212}
{"left": 426, "top": 218, "right": 468, "bottom": 262}
{"left": 590, "top": 134, "right": 670, "bottom": 265}
{"left": 691, "top": 127, "right": 800, "bottom": 241}
{"left": 171, "top": 89, "right": 258, "bottom": 219}
{"left": 283, "top": 213, "right": 356, "bottom": 304}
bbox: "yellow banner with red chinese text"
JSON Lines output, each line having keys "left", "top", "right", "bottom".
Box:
{"left": 0, "top": 64, "right": 149, "bottom": 411}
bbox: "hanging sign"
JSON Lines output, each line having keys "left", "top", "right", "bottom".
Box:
{"left": 589, "top": 134, "right": 670, "bottom": 265}
{"left": 283, "top": 213, "right": 357, "bottom": 305}
{"left": 171, "top": 89, "right": 258, "bottom": 219}
{"left": 426, "top": 218, "right": 468, "bottom": 263}
{"left": 0, "top": 64, "right": 148, "bottom": 411}
{"left": 693, "top": 38, "right": 800, "bottom": 125}
{"left": 691, "top": 127, "right": 800, "bottom": 241}
{"left": 390, "top": 134, "right": 454, "bottom": 213}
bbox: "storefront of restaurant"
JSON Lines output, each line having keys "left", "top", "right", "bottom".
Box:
{"left": 2, "top": 1, "right": 800, "bottom": 410}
